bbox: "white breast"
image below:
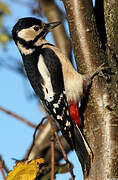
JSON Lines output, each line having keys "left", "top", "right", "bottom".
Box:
{"left": 35, "top": 40, "right": 84, "bottom": 103}
{"left": 49, "top": 46, "right": 84, "bottom": 102}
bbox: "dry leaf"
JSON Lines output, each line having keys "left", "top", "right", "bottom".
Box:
{"left": 6, "top": 158, "right": 45, "bottom": 180}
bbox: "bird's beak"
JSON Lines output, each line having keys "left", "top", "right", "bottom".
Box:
{"left": 44, "top": 21, "right": 61, "bottom": 32}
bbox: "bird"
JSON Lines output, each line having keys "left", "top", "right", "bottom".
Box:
{"left": 12, "top": 17, "right": 95, "bottom": 177}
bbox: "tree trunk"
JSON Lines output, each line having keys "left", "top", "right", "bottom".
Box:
{"left": 62, "top": 0, "right": 118, "bottom": 179}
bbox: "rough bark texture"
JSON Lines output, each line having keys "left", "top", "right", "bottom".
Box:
{"left": 104, "top": 0, "right": 118, "bottom": 177}
{"left": 62, "top": 0, "right": 118, "bottom": 179}
{"left": 94, "top": 0, "right": 107, "bottom": 50}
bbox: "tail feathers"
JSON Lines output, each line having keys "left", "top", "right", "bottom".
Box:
{"left": 72, "top": 123, "right": 93, "bottom": 177}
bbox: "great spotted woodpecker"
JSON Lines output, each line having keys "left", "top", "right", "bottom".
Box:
{"left": 12, "top": 17, "right": 95, "bottom": 176}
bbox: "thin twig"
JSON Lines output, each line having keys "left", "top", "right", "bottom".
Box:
{"left": 54, "top": 131, "right": 75, "bottom": 180}
{"left": 49, "top": 117, "right": 55, "bottom": 180}
{"left": 26, "top": 116, "right": 48, "bottom": 159}
{"left": 48, "top": 117, "right": 75, "bottom": 180}
{"left": 0, "top": 161, "right": 6, "bottom": 180}
{"left": 0, "top": 106, "right": 36, "bottom": 128}
{"left": 0, "top": 155, "right": 9, "bottom": 174}
{"left": 50, "top": 137, "right": 55, "bottom": 180}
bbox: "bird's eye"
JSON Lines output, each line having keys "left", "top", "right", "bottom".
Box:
{"left": 34, "top": 26, "right": 40, "bottom": 31}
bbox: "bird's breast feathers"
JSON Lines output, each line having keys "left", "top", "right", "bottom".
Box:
{"left": 41, "top": 44, "right": 84, "bottom": 102}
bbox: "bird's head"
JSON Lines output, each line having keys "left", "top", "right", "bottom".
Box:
{"left": 12, "top": 17, "right": 61, "bottom": 45}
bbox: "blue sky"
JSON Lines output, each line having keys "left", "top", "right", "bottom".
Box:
{"left": 0, "top": 0, "right": 85, "bottom": 179}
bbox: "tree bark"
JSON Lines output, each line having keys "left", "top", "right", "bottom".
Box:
{"left": 62, "top": 0, "right": 118, "bottom": 179}
{"left": 104, "top": 0, "right": 118, "bottom": 177}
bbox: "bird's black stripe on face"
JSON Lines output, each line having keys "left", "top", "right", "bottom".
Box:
{"left": 33, "top": 30, "right": 47, "bottom": 43}
{"left": 20, "top": 30, "right": 47, "bottom": 46}
{"left": 17, "top": 37, "right": 34, "bottom": 49}
{"left": 16, "top": 30, "right": 47, "bottom": 50}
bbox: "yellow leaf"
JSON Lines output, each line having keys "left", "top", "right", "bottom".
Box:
{"left": 0, "top": 2, "right": 11, "bottom": 14}
{"left": 0, "top": 16, "right": 2, "bottom": 27}
{"left": 0, "top": 33, "right": 10, "bottom": 45}
{"left": 6, "top": 158, "right": 45, "bottom": 180}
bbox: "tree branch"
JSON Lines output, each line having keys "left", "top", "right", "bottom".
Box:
{"left": 49, "top": 117, "right": 55, "bottom": 180}
{"left": 0, "top": 162, "right": 6, "bottom": 180}
{"left": 0, "top": 156, "right": 7, "bottom": 180}
{"left": 0, "top": 106, "right": 36, "bottom": 128}
{"left": 24, "top": 119, "right": 70, "bottom": 163}
{"left": 104, "top": 0, "right": 118, "bottom": 177}
{"left": 26, "top": 116, "right": 47, "bottom": 160}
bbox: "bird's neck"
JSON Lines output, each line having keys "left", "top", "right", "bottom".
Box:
{"left": 17, "top": 39, "right": 53, "bottom": 56}
{"left": 34, "top": 39, "right": 49, "bottom": 47}
{"left": 17, "top": 41, "right": 35, "bottom": 56}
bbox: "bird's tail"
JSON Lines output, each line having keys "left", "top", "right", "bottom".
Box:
{"left": 72, "top": 122, "right": 93, "bottom": 177}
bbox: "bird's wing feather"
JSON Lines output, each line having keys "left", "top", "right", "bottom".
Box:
{"left": 38, "top": 47, "right": 75, "bottom": 148}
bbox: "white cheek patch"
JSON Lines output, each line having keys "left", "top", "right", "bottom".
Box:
{"left": 37, "top": 54, "right": 54, "bottom": 102}
{"left": 18, "top": 27, "right": 39, "bottom": 42}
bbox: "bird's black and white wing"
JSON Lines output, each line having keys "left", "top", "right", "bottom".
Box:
{"left": 37, "top": 47, "right": 92, "bottom": 175}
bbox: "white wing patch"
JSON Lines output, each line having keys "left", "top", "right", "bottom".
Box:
{"left": 37, "top": 54, "right": 54, "bottom": 102}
